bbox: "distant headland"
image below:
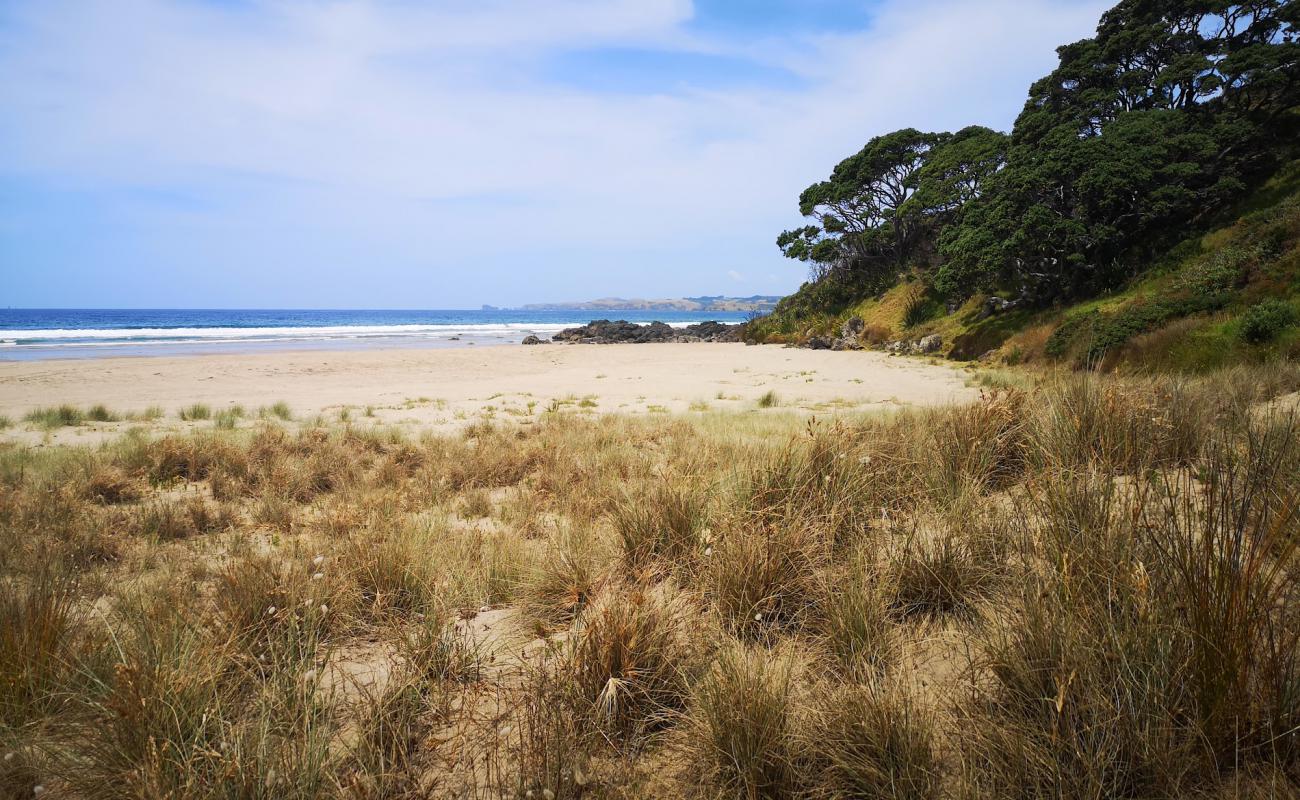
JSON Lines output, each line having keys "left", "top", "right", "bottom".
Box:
{"left": 483, "top": 295, "right": 781, "bottom": 313}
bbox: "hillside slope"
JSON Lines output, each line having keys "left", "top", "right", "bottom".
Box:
{"left": 748, "top": 159, "right": 1300, "bottom": 373}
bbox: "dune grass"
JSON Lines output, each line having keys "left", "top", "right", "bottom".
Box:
{"left": 3, "top": 363, "right": 1300, "bottom": 797}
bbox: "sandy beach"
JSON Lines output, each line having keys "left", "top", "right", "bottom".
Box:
{"left": 0, "top": 343, "right": 977, "bottom": 441}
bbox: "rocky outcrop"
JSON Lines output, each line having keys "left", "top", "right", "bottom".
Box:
{"left": 831, "top": 317, "right": 865, "bottom": 351}
{"left": 977, "top": 296, "right": 1018, "bottom": 320}
{"left": 521, "top": 335, "right": 546, "bottom": 345}
{"left": 885, "top": 334, "right": 944, "bottom": 355}
{"left": 550, "top": 319, "right": 742, "bottom": 344}
{"left": 916, "top": 334, "right": 943, "bottom": 353}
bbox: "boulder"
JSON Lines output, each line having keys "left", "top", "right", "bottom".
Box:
{"left": 521, "top": 335, "right": 545, "bottom": 345}
{"left": 832, "top": 316, "right": 865, "bottom": 350}
{"left": 807, "top": 336, "right": 833, "bottom": 350}
{"left": 915, "top": 334, "right": 943, "bottom": 354}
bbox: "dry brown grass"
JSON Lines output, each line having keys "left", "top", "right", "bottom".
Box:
{"left": 2, "top": 364, "right": 1300, "bottom": 797}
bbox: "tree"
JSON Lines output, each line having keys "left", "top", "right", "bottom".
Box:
{"left": 937, "top": 0, "right": 1299, "bottom": 302}
{"left": 777, "top": 0, "right": 1300, "bottom": 308}
{"left": 777, "top": 129, "right": 946, "bottom": 288}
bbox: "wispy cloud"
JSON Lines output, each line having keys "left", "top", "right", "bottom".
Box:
{"left": 0, "top": 0, "right": 1111, "bottom": 308}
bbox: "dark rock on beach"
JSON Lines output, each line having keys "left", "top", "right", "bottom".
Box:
{"left": 521, "top": 335, "right": 546, "bottom": 345}
{"left": 550, "top": 319, "right": 742, "bottom": 344}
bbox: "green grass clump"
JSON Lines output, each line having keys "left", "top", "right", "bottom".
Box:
{"left": 24, "top": 404, "right": 86, "bottom": 428}
{"left": 178, "top": 404, "right": 212, "bottom": 421}
{"left": 757, "top": 390, "right": 780, "bottom": 408}
{"left": 213, "top": 406, "right": 245, "bottom": 430}
{"left": 259, "top": 401, "right": 293, "bottom": 421}
{"left": 85, "top": 404, "right": 119, "bottom": 422}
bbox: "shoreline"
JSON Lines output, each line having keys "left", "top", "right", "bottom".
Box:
{"left": 0, "top": 342, "right": 978, "bottom": 442}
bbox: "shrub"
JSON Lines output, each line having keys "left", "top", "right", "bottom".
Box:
{"left": 1239, "top": 298, "right": 1298, "bottom": 343}
{"left": 757, "top": 390, "right": 780, "bottom": 408}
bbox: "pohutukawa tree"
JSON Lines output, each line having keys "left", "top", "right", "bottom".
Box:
{"left": 778, "top": 0, "right": 1300, "bottom": 306}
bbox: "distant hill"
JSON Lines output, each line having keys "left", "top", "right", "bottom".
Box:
{"left": 516, "top": 295, "right": 781, "bottom": 313}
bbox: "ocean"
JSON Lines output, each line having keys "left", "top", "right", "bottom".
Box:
{"left": 0, "top": 308, "right": 752, "bottom": 361}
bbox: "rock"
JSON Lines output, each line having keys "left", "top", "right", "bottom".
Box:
{"left": 915, "top": 334, "right": 943, "bottom": 354}
{"left": 978, "top": 296, "right": 1017, "bottom": 320}
{"left": 550, "top": 319, "right": 741, "bottom": 344}
{"left": 521, "top": 335, "right": 545, "bottom": 345}
{"left": 831, "top": 316, "right": 865, "bottom": 350}
{"left": 807, "top": 336, "right": 833, "bottom": 350}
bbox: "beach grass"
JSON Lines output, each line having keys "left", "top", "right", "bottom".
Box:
{"left": 178, "top": 403, "right": 212, "bottom": 421}
{"left": 4, "top": 363, "right": 1300, "bottom": 797}
{"left": 259, "top": 400, "right": 293, "bottom": 421}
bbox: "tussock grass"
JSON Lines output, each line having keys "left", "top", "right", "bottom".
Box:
{"left": 178, "top": 403, "right": 212, "bottom": 421}
{"left": 819, "top": 549, "right": 897, "bottom": 679}
{"left": 613, "top": 480, "right": 709, "bottom": 577}
{"left": 520, "top": 525, "right": 607, "bottom": 632}
{"left": 3, "top": 364, "right": 1300, "bottom": 797}
{"left": 556, "top": 582, "right": 706, "bottom": 741}
{"left": 809, "top": 683, "right": 940, "bottom": 800}
{"left": 24, "top": 404, "right": 86, "bottom": 428}
{"left": 687, "top": 643, "right": 801, "bottom": 798}
{"left": 259, "top": 400, "right": 294, "bottom": 421}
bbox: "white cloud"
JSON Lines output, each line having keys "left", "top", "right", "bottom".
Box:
{"left": 727, "top": 269, "right": 746, "bottom": 282}
{"left": 0, "top": 0, "right": 1112, "bottom": 307}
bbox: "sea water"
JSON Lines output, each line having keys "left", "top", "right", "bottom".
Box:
{"left": 0, "top": 308, "right": 750, "bottom": 360}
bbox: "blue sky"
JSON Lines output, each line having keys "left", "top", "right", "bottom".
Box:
{"left": 0, "top": 0, "right": 1111, "bottom": 309}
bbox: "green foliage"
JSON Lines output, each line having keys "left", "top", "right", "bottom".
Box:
{"left": 769, "top": 0, "right": 1300, "bottom": 334}
{"left": 901, "top": 286, "right": 939, "bottom": 328}
{"left": 1046, "top": 244, "right": 1258, "bottom": 365}
{"left": 1239, "top": 298, "right": 1298, "bottom": 343}
{"left": 24, "top": 405, "right": 86, "bottom": 429}
{"left": 178, "top": 403, "right": 211, "bottom": 421}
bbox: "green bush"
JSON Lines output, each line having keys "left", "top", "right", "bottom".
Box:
{"left": 1238, "top": 299, "right": 1297, "bottom": 344}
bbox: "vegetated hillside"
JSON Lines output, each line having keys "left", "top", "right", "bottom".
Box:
{"left": 752, "top": 159, "right": 1300, "bottom": 372}
{"left": 747, "top": 0, "right": 1300, "bottom": 371}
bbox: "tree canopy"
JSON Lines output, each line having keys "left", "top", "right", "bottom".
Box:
{"left": 780, "top": 0, "right": 1300, "bottom": 305}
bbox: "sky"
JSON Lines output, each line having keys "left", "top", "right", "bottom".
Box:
{"left": 0, "top": 0, "right": 1113, "bottom": 310}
